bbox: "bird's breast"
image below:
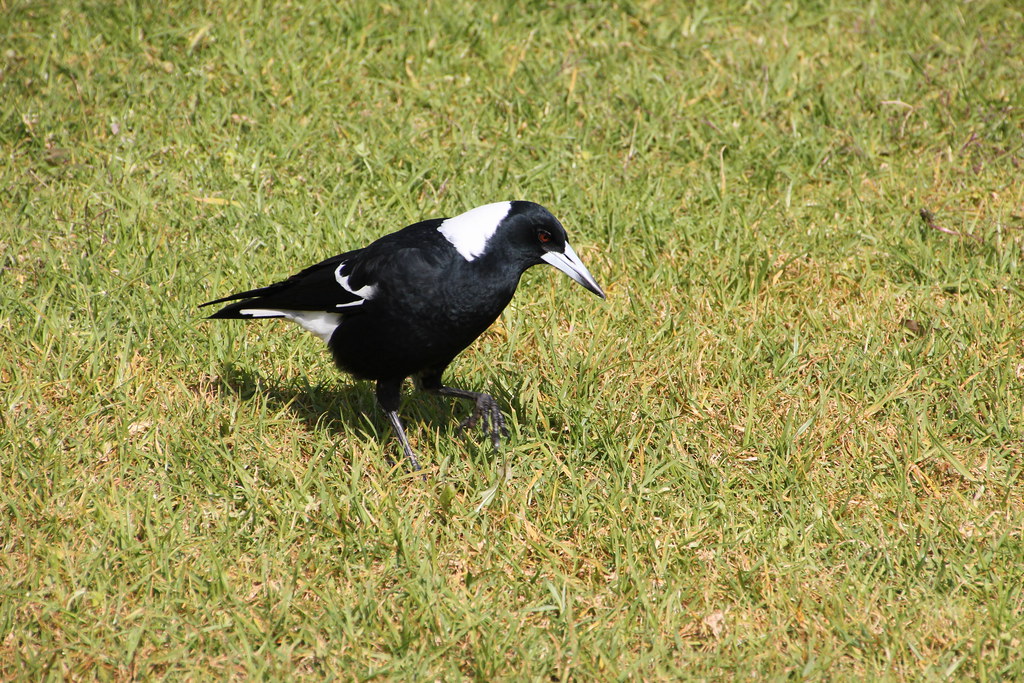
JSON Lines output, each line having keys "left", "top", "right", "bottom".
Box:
{"left": 408, "top": 279, "right": 513, "bottom": 331}
{"left": 329, "top": 271, "right": 518, "bottom": 380}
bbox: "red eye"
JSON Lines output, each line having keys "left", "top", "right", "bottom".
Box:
{"left": 538, "top": 230, "right": 551, "bottom": 244}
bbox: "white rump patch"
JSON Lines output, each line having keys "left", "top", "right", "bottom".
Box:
{"left": 239, "top": 308, "right": 342, "bottom": 344}
{"left": 335, "top": 263, "right": 378, "bottom": 299}
{"left": 437, "top": 201, "right": 512, "bottom": 261}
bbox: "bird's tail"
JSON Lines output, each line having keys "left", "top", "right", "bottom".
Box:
{"left": 201, "top": 288, "right": 282, "bottom": 320}
{"left": 203, "top": 300, "right": 262, "bottom": 319}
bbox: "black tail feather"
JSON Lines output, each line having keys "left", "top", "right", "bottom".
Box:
{"left": 203, "top": 296, "right": 281, "bottom": 319}
{"left": 200, "top": 285, "right": 276, "bottom": 309}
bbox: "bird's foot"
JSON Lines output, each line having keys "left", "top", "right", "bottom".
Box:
{"left": 458, "top": 393, "right": 508, "bottom": 450}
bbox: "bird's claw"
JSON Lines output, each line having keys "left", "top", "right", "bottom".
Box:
{"left": 458, "top": 394, "right": 508, "bottom": 450}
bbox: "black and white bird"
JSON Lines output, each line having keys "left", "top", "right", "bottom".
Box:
{"left": 202, "top": 201, "right": 605, "bottom": 472}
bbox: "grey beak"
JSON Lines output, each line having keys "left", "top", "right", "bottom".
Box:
{"left": 541, "top": 242, "right": 606, "bottom": 299}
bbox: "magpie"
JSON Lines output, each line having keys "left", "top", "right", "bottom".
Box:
{"left": 202, "top": 201, "right": 605, "bottom": 472}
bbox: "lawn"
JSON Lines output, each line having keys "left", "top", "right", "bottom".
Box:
{"left": 2, "top": 0, "right": 1023, "bottom": 679}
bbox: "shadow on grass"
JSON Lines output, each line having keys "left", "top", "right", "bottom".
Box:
{"left": 212, "top": 364, "right": 493, "bottom": 464}
{"left": 216, "top": 363, "right": 378, "bottom": 439}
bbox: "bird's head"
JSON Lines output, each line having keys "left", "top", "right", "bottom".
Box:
{"left": 438, "top": 201, "right": 606, "bottom": 299}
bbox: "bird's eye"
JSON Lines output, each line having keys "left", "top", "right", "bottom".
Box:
{"left": 537, "top": 230, "right": 552, "bottom": 244}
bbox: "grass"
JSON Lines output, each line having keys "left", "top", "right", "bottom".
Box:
{"left": 2, "top": 0, "right": 1023, "bottom": 678}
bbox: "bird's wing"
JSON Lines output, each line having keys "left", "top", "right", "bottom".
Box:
{"left": 339, "top": 240, "right": 449, "bottom": 301}
{"left": 202, "top": 220, "right": 451, "bottom": 319}
{"left": 202, "top": 248, "right": 371, "bottom": 317}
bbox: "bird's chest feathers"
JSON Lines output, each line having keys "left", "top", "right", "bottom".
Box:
{"left": 420, "top": 277, "right": 513, "bottom": 326}
{"left": 388, "top": 263, "right": 517, "bottom": 333}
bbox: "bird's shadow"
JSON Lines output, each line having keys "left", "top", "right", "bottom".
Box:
{"left": 213, "top": 364, "right": 495, "bottom": 464}
{"left": 216, "top": 363, "right": 380, "bottom": 441}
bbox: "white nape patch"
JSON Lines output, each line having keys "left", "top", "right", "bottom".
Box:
{"left": 334, "top": 263, "right": 378, "bottom": 299}
{"left": 437, "top": 201, "right": 512, "bottom": 261}
{"left": 239, "top": 308, "right": 341, "bottom": 344}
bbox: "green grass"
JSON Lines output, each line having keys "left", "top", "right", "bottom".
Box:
{"left": 3, "top": 0, "right": 1023, "bottom": 678}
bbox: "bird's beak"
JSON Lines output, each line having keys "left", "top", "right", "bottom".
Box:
{"left": 541, "top": 243, "right": 606, "bottom": 299}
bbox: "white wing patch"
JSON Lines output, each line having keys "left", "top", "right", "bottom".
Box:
{"left": 334, "top": 263, "right": 377, "bottom": 304}
{"left": 437, "top": 201, "right": 512, "bottom": 261}
{"left": 238, "top": 308, "right": 342, "bottom": 344}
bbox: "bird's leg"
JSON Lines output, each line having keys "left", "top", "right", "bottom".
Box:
{"left": 417, "top": 372, "right": 508, "bottom": 450}
{"left": 383, "top": 410, "right": 420, "bottom": 472}
{"left": 375, "top": 378, "right": 421, "bottom": 472}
